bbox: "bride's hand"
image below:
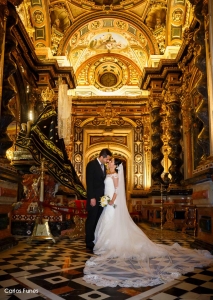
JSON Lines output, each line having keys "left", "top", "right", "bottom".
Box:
{"left": 109, "top": 200, "right": 114, "bottom": 206}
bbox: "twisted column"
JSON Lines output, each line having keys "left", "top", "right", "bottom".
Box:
{"left": 178, "top": 28, "right": 195, "bottom": 177}
{"left": 166, "top": 91, "right": 183, "bottom": 185}
{"left": 190, "top": 0, "right": 209, "bottom": 161}
{"left": 150, "top": 96, "right": 164, "bottom": 186}
{"left": 0, "top": 2, "right": 18, "bottom": 160}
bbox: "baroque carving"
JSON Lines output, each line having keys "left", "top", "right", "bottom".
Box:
{"left": 33, "top": 10, "right": 44, "bottom": 24}
{"left": 49, "top": 4, "right": 71, "bottom": 55}
{"left": 166, "top": 89, "right": 183, "bottom": 185}
{"left": 172, "top": 9, "right": 183, "bottom": 22}
{"left": 51, "top": 26, "right": 64, "bottom": 56}
{"left": 98, "top": 101, "right": 120, "bottom": 126}
{"left": 16, "top": 0, "right": 34, "bottom": 38}
{"left": 145, "top": 3, "right": 167, "bottom": 54}
{"left": 91, "top": 20, "right": 101, "bottom": 30}
{"left": 73, "top": 125, "right": 83, "bottom": 182}
{"left": 115, "top": 20, "right": 126, "bottom": 29}
{"left": 133, "top": 124, "right": 144, "bottom": 189}
{"left": 189, "top": 0, "right": 209, "bottom": 162}
{"left": 150, "top": 95, "right": 164, "bottom": 185}
{"left": 179, "top": 71, "right": 194, "bottom": 133}
{"left": 0, "top": 2, "right": 18, "bottom": 160}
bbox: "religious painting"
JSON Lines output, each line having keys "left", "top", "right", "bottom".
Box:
{"left": 89, "top": 32, "right": 128, "bottom": 50}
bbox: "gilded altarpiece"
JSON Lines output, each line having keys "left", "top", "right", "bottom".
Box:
{"left": 73, "top": 122, "right": 84, "bottom": 183}
{"left": 71, "top": 100, "right": 149, "bottom": 196}
{"left": 178, "top": 23, "right": 210, "bottom": 175}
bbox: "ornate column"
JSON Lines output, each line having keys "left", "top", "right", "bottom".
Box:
{"left": 161, "top": 101, "right": 170, "bottom": 175}
{"left": 180, "top": 77, "right": 193, "bottom": 179}
{"left": 0, "top": 2, "right": 9, "bottom": 118}
{"left": 133, "top": 119, "right": 144, "bottom": 189}
{"left": 0, "top": 1, "right": 18, "bottom": 161}
{"left": 142, "top": 117, "right": 151, "bottom": 189}
{"left": 178, "top": 31, "right": 195, "bottom": 178}
{"left": 0, "top": 0, "right": 24, "bottom": 250}
{"left": 73, "top": 118, "right": 84, "bottom": 182}
{"left": 150, "top": 94, "right": 164, "bottom": 188}
{"left": 205, "top": 0, "right": 213, "bottom": 157}
{"left": 165, "top": 84, "right": 183, "bottom": 186}
{"left": 190, "top": 0, "right": 209, "bottom": 162}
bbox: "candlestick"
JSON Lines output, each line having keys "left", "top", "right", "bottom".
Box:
{"left": 39, "top": 159, "right": 45, "bottom": 202}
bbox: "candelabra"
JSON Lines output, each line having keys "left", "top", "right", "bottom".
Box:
{"left": 28, "top": 158, "right": 55, "bottom": 243}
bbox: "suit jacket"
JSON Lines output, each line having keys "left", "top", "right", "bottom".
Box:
{"left": 86, "top": 158, "right": 106, "bottom": 208}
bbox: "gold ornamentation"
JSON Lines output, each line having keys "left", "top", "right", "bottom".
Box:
{"left": 172, "top": 8, "right": 183, "bottom": 22}
{"left": 149, "top": 95, "right": 163, "bottom": 109}
{"left": 74, "top": 119, "right": 82, "bottom": 127}
{"left": 91, "top": 21, "right": 101, "bottom": 29}
{"left": 16, "top": 0, "right": 35, "bottom": 38}
{"left": 153, "top": 26, "right": 166, "bottom": 54}
{"left": 138, "top": 33, "right": 147, "bottom": 47}
{"left": 33, "top": 10, "right": 44, "bottom": 24}
{"left": 163, "top": 205, "right": 176, "bottom": 230}
{"left": 165, "top": 88, "right": 181, "bottom": 103}
{"left": 51, "top": 29, "right": 64, "bottom": 55}
{"left": 98, "top": 101, "right": 120, "bottom": 126}
{"left": 116, "top": 20, "right": 126, "bottom": 29}
{"left": 75, "top": 154, "right": 82, "bottom": 163}
{"left": 135, "top": 154, "right": 142, "bottom": 163}
{"left": 41, "top": 87, "right": 55, "bottom": 103}
{"left": 28, "top": 217, "right": 55, "bottom": 243}
{"left": 71, "top": 33, "right": 78, "bottom": 44}
{"left": 67, "top": 215, "right": 86, "bottom": 239}
{"left": 102, "top": 4, "right": 113, "bottom": 14}
{"left": 6, "top": 148, "right": 14, "bottom": 161}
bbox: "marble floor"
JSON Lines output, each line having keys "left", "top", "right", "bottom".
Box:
{"left": 0, "top": 223, "right": 213, "bottom": 300}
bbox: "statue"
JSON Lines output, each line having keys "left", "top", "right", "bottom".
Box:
{"left": 15, "top": 87, "right": 87, "bottom": 199}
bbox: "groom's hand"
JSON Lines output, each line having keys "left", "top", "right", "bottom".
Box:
{"left": 90, "top": 198, "right": 96, "bottom": 206}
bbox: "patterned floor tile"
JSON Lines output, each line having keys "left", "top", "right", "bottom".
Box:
{"left": 0, "top": 225, "right": 212, "bottom": 300}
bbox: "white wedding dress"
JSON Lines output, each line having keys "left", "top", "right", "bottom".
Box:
{"left": 83, "top": 164, "right": 213, "bottom": 287}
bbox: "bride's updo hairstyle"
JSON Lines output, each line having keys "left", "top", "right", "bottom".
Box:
{"left": 114, "top": 158, "right": 122, "bottom": 173}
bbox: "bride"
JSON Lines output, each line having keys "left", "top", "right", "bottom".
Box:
{"left": 83, "top": 158, "right": 213, "bottom": 287}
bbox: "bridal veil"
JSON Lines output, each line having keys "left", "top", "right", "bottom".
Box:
{"left": 84, "top": 164, "right": 213, "bottom": 287}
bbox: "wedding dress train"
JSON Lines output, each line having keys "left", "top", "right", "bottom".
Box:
{"left": 83, "top": 165, "right": 213, "bottom": 287}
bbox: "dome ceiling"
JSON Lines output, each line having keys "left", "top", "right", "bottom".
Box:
{"left": 16, "top": 0, "right": 193, "bottom": 95}
{"left": 76, "top": 54, "right": 142, "bottom": 91}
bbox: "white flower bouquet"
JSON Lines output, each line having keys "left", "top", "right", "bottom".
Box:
{"left": 100, "top": 195, "right": 116, "bottom": 208}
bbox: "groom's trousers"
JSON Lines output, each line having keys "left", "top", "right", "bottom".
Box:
{"left": 85, "top": 204, "right": 103, "bottom": 249}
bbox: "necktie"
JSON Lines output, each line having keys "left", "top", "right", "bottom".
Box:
{"left": 101, "top": 164, "right": 104, "bottom": 173}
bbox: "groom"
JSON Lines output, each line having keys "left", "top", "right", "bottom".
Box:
{"left": 85, "top": 148, "right": 112, "bottom": 250}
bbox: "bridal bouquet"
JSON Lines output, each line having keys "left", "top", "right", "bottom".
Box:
{"left": 100, "top": 195, "right": 116, "bottom": 208}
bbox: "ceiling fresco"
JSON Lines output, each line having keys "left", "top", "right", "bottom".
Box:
{"left": 66, "top": 19, "right": 149, "bottom": 73}
{"left": 16, "top": 0, "right": 193, "bottom": 95}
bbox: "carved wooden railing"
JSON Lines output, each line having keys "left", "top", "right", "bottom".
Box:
{"left": 140, "top": 204, "right": 197, "bottom": 235}
{"left": 44, "top": 200, "right": 87, "bottom": 239}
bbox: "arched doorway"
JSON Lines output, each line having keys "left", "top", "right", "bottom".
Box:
{"left": 83, "top": 144, "right": 132, "bottom": 206}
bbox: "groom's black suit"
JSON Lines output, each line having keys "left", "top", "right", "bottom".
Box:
{"left": 85, "top": 158, "right": 106, "bottom": 249}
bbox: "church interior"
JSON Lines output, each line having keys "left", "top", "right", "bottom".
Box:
{"left": 0, "top": 0, "right": 213, "bottom": 299}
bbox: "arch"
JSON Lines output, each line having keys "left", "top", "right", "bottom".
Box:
{"left": 76, "top": 53, "right": 142, "bottom": 79}
{"left": 57, "top": 11, "right": 159, "bottom": 56}
{"left": 83, "top": 143, "right": 133, "bottom": 203}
